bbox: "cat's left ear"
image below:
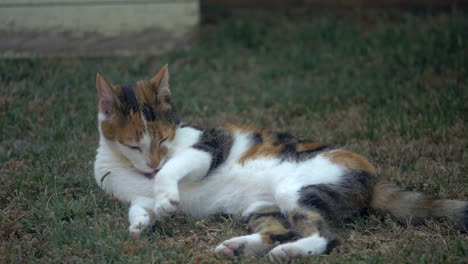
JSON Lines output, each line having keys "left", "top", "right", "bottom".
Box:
{"left": 96, "top": 73, "right": 115, "bottom": 116}
{"left": 150, "top": 64, "right": 170, "bottom": 99}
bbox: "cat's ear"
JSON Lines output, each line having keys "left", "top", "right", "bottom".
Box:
{"left": 150, "top": 64, "right": 170, "bottom": 99}
{"left": 96, "top": 73, "right": 115, "bottom": 116}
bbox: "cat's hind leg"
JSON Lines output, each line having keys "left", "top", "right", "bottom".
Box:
{"left": 269, "top": 209, "right": 339, "bottom": 263}
{"left": 214, "top": 202, "right": 297, "bottom": 259}
{"left": 128, "top": 196, "right": 156, "bottom": 235}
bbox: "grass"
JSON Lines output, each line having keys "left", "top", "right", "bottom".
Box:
{"left": 1, "top": 8, "right": 467, "bottom": 263}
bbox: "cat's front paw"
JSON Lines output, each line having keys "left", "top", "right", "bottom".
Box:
{"left": 129, "top": 219, "right": 150, "bottom": 235}
{"left": 128, "top": 206, "right": 154, "bottom": 236}
{"left": 153, "top": 190, "right": 180, "bottom": 218}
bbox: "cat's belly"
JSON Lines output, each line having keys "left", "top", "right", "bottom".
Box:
{"left": 177, "top": 155, "right": 344, "bottom": 218}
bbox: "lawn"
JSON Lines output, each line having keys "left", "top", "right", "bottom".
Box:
{"left": 1, "top": 8, "right": 467, "bottom": 263}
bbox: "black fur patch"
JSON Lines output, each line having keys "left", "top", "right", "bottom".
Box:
{"left": 301, "top": 145, "right": 330, "bottom": 154}
{"left": 251, "top": 132, "right": 263, "bottom": 144}
{"left": 299, "top": 170, "right": 376, "bottom": 220}
{"left": 142, "top": 104, "right": 156, "bottom": 121}
{"left": 144, "top": 101, "right": 179, "bottom": 124}
{"left": 246, "top": 211, "right": 284, "bottom": 223}
{"left": 268, "top": 231, "right": 299, "bottom": 243}
{"left": 279, "top": 144, "right": 332, "bottom": 162}
{"left": 119, "top": 82, "right": 139, "bottom": 113}
{"left": 273, "top": 132, "right": 298, "bottom": 146}
{"left": 279, "top": 143, "right": 297, "bottom": 158}
{"left": 298, "top": 192, "right": 333, "bottom": 218}
{"left": 117, "top": 82, "right": 179, "bottom": 124}
{"left": 304, "top": 184, "right": 341, "bottom": 202}
{"left": 323, "top": 238, "right": 341, "bottom": 254}
{"left": 193, "top": 128, "right": 233, "bottom": 174}
{"left": 353, "top": 171, "right": 372, "bottom": 187}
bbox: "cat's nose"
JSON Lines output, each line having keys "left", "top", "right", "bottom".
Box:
{"left": 147, "top": 162, "right": 159, "bottom": 169}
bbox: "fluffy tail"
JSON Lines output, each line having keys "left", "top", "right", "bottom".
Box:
{"left": 370, "top": 182, "right": 467, "bottom": 229}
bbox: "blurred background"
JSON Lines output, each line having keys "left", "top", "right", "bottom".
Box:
{"left": 0, "top": 0, "right": 465, "bottom": 57}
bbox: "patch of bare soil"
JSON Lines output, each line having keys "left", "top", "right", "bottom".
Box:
{"left": 0, "top": 28, "right": 193, "bottom": 58}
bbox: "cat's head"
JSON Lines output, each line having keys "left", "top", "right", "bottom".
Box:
{"left": 96, "top": 65, "right": 179, "bottom": 175}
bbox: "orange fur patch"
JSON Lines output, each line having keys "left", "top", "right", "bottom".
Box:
{"left": 296, "top": 142, "right": 325, "bottom": 152}
{"left": 258, "top": 218, "right": 291, "bottom": 244}
{"left": 246, "top": 206, "right": 292, "bottom": 245}
{"left": 100, "top": 111, "right": 145, "bottom": 143}
{"left": 239, "top": 144, "right": 283, "bottom": 163}
{"left": 324, "top": 150, "right": 376, "bottom": 174}
{"left": 146, "top": 121, "right": 176, "bottom": 167}
{"left": 100, "top": 120, "right": 118, "bottom": 140}
{"left": 222, "top": 125, "right": 282, "bottom": 163}
{"left": 147, "top": 121, "right": 176, "bottom": 140}
{"left": 289, "top": 210, "right": 323, "bottom": 237}
{"left": 235, "top": 128, "right": 327, "bottom": 163}
{"left": 135, "top": 80, "right": 157, "bottom": 106}
{"left": 222, "top": 124, "right": 263, "bottom": 134}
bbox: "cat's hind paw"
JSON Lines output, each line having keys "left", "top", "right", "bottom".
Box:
{"left": 214, "top": 234, "right": 272, "bottom": 259}
{"left": 268, "top": 234, "right": 330, "bottom": 263}
{"left": 214, "top": 242, "right": 242, "bottom": 258}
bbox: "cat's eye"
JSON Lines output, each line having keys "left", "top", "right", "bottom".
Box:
{"left": 159, "top": 137, "right": 168, "bottom": 144}
{"left": 128, "top": 145, "right": 141, "bottom": 151}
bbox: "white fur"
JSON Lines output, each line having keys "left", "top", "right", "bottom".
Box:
{"left": 128, "top": 197, "right": 155, "bottom": 234}
{"left": 178, "top": 149, "right": 343, "bottom": 218}
{"left": 214, "top": 234, "right": 272, "bottom": 258}
{"left": 242, "top": 201, "right": 277, "bottom": 217}
{"left": 96, "top": 113, "right": 156, "bottom": 175}
{"left": 152, "top": 148, "right": 212, "bottom": 218}
{"left": 95, "top": 121, "right": 344, "bottom": 229}
{"left": 95, "top": 142, "right": 153, "bottom": 201}
{"left": 269, "top": 234, "right": 329, "bottom": 262}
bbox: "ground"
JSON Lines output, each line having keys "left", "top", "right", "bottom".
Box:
{"left": 0, "top": 8, "right": 467, "bottom": 264}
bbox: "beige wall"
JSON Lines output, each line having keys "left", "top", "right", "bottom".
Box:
{"left": 0, "top": 0, "right": 199, "bottom": 37}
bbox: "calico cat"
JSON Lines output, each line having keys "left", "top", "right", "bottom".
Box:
{"left": 94, "top": 65, "right": 467, "bottom": 262}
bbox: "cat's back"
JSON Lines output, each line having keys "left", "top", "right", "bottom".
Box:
{"left": 206, "top": 125, "right": 377, "bottom": 195}
{"left": 219, "top": 125, "right": 332, "bottom": 165}
{"left": 197, "top": 125, "right": 349, "bottom": 189}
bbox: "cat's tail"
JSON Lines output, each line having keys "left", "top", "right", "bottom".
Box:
{"left": 370, "top": 182, "right": 467, "bottom": 229}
